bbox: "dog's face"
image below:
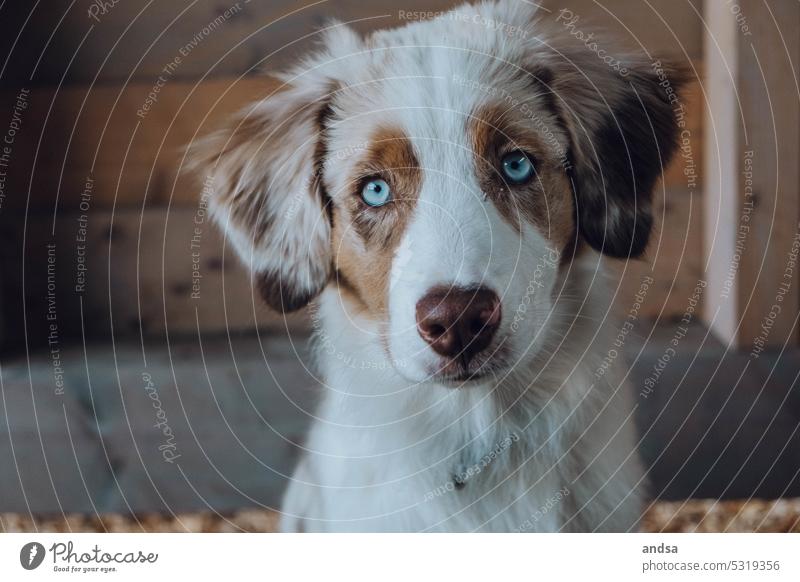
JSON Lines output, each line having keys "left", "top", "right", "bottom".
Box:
{"left": 322, "top": 71, "right": 575, "bottom": 384}
{"left": 191, "top": 0, "right": 685, "bottom": 385}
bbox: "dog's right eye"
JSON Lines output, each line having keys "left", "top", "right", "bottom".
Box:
{"left": 500, "top": 151, "right": 535, "bottom": 185}
{"left": 361, "top": 178, "right": 392, "bottom": 207}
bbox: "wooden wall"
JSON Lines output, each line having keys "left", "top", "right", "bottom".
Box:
{"left": 0, "top": 0, "right": 705, "bottom": 343}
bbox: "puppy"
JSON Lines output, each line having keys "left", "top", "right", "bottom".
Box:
{"left": 190, "top": 0, "right": 687, "bottom": 531}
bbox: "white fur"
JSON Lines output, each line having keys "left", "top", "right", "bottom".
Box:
{"left": 282, "top": 253, "right": 644, "bottom": 532}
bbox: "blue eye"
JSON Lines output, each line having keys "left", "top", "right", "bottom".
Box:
{"left": 501, "top": 151, "right": 535, "bottom": 184}
{"left": 361, "top": 178, "right": 392, "bottom": 207}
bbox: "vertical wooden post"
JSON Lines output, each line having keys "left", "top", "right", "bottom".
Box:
{"left": 703, "top": 0, "right": 800, "bottom": 350}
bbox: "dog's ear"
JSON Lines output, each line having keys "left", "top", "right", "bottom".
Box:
{"left": 545, "top": 40, "right": 689, "bottom": 258}
{"left": 188, "top": 78, "right": 338, "bottom": 312}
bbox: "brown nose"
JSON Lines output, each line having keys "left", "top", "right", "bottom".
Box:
{"left": 415, "top": 286, "right": 501, "bottom": 363}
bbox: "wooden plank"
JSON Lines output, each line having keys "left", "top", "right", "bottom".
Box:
{"left": 0, "top": 207, "right": 309, "bottom": 343}
{"left": 545, "top": 0, "right": 703, "bottom": 59}
{"left": 703, "top": 0, "right": 741, "bottom": 344}
{"left": 0, "top": 0, "right": 702, "bottom": 87}
{"left": 0, "top": 77, "right": 277, "bottom": 212}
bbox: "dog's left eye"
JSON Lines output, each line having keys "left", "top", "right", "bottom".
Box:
{"left": 361, "top": 178, "right": 392, "bottom": 207}
{"left": 500, "top": 151, "right": 534, "bottom": 184}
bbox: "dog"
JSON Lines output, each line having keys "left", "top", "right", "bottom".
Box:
{"left": 190, "top": 0, "right": 687, "bottom": 531}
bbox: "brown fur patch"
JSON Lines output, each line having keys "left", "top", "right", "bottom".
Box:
{"left": 188, "top": 81, "right": 338, "bottom": 313}
{"left": 330, "top": 126, "right": 422, "bottom": 315}
{"left": 469, "top": 102, "right": 575, "bottom": 251}
{"left": 201, "top": 113, "right": 277, "bottom": 243}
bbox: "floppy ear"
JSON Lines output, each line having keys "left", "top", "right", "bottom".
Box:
{"left": 188, "top": 78, "right": 337, "bottom": 312}
{"left": 546, "top": 42, "right": 689, "bottom": 258}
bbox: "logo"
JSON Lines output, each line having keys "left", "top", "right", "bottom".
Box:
{"left": 20, "top": 542, "right": 46, "bottom": 570}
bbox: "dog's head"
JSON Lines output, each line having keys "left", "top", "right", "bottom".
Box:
{"left": 190, "top": 0, "right": 687, "bottom": 385}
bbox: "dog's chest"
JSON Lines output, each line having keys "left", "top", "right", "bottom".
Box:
{"left": 327, "top": 440, "right": 563, "bottom": 532}
{"left": 307, "top": 391, "right": 567, "bottom": 532}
